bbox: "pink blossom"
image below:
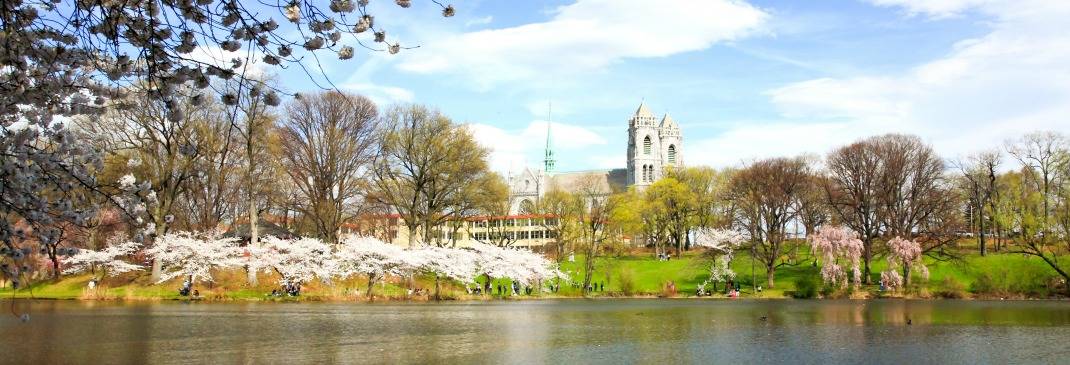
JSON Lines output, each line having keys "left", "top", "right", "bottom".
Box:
{"left": 810, "top": 226, "right": 863, "bottom": 288}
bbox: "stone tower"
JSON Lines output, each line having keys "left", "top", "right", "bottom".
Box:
{"left": 627, "top": 102, "right": 662, "bottom": 187}
{"left": 659, "top": 113, "right": 682, "bottom": 169}
{"left": 627, "top": 102, "right": 683, "bottom": 187}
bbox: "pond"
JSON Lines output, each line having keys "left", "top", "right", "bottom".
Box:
{"left": 1, "top": 299, "right": 1069, "bottom": 364}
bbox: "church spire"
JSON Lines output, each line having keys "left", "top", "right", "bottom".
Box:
{"left": 543, "top": 102, "right": 555, "bottom": 173}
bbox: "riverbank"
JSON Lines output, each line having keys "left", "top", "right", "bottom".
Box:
{"left": 2, "top": 250, "right": 1066, "bottom": 301}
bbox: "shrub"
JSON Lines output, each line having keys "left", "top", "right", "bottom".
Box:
{"left": 970, "top": 272, "right": 1006, "bottom": 296}
{"left": 793, "top": 275, "right": 819, "bottom": 299}
{"left": 618, "top": 268, "right": 636, "bottom": 296}
{"left": 934, "top": 277, "right": 967, "bottom": 299}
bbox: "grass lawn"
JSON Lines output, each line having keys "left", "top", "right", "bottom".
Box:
{"left": 2, "top": 246, "right": 1066, "bottom": 301}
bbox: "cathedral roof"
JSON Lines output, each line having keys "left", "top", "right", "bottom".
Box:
{"left": 635, "top": 102, "right": 654, "bottom": 118}
{"left": 659, "top": 113, "right": 678, "bottom": 128}
{"left": 548, "top": 169, "right": 628, "bottom": 195}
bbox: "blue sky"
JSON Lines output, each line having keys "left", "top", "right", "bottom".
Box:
{"left": 261, "top": 0, "right": 1070, "bottom": 173}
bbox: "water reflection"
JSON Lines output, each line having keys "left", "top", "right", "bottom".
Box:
{"left": 1, "top": 299, "right": 1069, "bottom": 364}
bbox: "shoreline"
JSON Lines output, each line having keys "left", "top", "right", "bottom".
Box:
{"left": 3, "top": 293, "right": 1065, "bottom": 303}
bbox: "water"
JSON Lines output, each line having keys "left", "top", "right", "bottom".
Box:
{"left": 1, "top": 299, "right": 1068, "bottom": 364}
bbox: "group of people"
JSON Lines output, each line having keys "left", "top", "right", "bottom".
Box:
{"left": 268, "top": 284, "right": 302, "bottom": 297}
{"left": 177, "top": 280, "right": 200, "bottom": 298}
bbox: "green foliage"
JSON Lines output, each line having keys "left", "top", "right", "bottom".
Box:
{"left": 617, "top": 268, "right": 637, "bottom": 296}
{"left": 793, "top": 275, "right": 819, "bottom": 298}
{"left": 934, "top": 277, "right": 967, "bottom": 299}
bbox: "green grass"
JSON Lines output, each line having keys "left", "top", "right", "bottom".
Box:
{"left": 2, "top": 248, "right": 1066, "bottom": 301}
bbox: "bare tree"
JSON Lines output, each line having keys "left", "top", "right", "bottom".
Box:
{"left": 874, "top": 135, "right": 957, "bottom": 252}
{"left": 825, "top": 140, "right": 883, "bottom": 284}
{"left": 278, "top": 91, "right": 378, "bottom": 243}
{"left": 1006, "top": 131, "right": 1069, "bottom": 226}
{"left": 955, "top": 150, "right": 1002, "bottom": 255}
{"left": 370, "top": 104, "right": 491, "bottom": 247}
{"left": 728, "top": 157, "right": 810, "bottom": 288}
{"left": 573, "top": 176, "right": 620, "bottom": 296}
{"left": 92, "top": 87, "right": 221, "bottom": 281}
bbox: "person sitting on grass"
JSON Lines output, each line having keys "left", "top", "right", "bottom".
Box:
{"left": 179, "top": 280, "right": 192, "bottom": 296}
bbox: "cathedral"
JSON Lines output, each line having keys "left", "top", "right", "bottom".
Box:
{"left": 507, "top": 102, "right": 684, "bottom": 213}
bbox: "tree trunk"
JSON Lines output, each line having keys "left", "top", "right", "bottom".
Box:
{"left": 978, "top": 201, "right": 986, "bottom": 257}
{"left": 247, "top": 199, "right": 259, "bottom": 285}
{"left": 582, "top": 239, "right": 596, "bottom": 296}
{"left": 861, "top": 238, "right": 872, "bottom": 284}
{"left": 766, "top": 264, "right": 775, "bottom": 289}
{"left": 150, "top": 215, "right": 167, "bottom": 282}
{"left": 406, "top": 223, "right": 418, "bottom": 248}
{"left": 903, "top": 265, "right": 912, "bottom": 287}
{"left": 366, "top": 273, "right": 376, "bottom": 298}
{"left": 433, "top": 274, "right": 441, "bottom": 301}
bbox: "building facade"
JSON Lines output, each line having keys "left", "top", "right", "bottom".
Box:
{"left": 508, "top": 102, "right": 684, "bottom": 213}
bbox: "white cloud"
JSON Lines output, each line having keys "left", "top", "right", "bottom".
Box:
{"left": 339, "top": 83, "right": 415, "bottom": 106}
{"left": 688, "top": 121, "right": 895, "bottom": 168}
{"left": 747, "top": 0, "right": 1070, "bottom": 163}
{"left": 464, "top": 16, "right": 494, "bottom": 28}
{"left": 867, "top": 0, "right": 993, "bottom": 18}
{"left": 467, "top": 120, "right": 607, "bottom": 173}
{"left": 397, "top": 0, "right": 767, "bottom": 89}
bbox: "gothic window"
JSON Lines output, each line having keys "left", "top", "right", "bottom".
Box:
{"left": 520, "top": 199, "right": 535, "bottom": 214}
{"left": 668, "top": 145, "right": 677, "bottom": 164}
{"left": 643, "top": 135, "right": 652, "bottom": 155}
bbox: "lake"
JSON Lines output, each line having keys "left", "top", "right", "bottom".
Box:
{"left": 1, "top": 299, "right": 1069, "bottom": 364}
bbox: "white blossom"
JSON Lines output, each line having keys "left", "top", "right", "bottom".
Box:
{"left": 253, "top": 236, "right": 335, "bottom": 288}
{"left": 63, "top": 237, "right": 143, "bottom": 277}
{"left": 467, "top": 242, "right": 563, "bottom": 286}
{"left": 142, "top": 232, "right": 243, "bottom": 284}
{"left": 334, "top": 235, "right": 421, "bottom": 280}
{"left": 413, "top": 245, "right": 479, "bottom": 284}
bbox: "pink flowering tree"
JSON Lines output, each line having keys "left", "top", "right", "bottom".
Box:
{"left": 809, "top": 226, "right": 864, "bottom": 289}
{"left": 882, "top": 237, "right": 929, "bottom": 290}
{"left": 692, "top": 228, "right": 746, "bottom": 293}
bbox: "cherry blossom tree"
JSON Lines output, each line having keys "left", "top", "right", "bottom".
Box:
{"left": 2, "top": 0, "right": 456, "bottom": 294}
{"left": 252, "top": 236, "right": 334, "bottom": 295}
{"left": 692, "top": 228, "right": 746, "bottom": 294}
{"left": 62, "top": 235, "right": 143, "bottom": 279}
{"left": 142, "top": 231, "right": 242, "bottom": 287}
{"left": 413, "top": 245, "right": 478, "bottom": 299}
{"left": 334, "top": 235, "right": 420, "bottom": 297}
{"left": 809, "top": 226, "right": 864, "bottom": 289}
{"left": 468, "top": 242, "right": 563, "bottom": 292}
{"left": 882, "top": 236, "right": 928, "bottom": 290}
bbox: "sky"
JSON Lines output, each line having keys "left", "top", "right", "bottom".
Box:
{"left": 266, "top": 0, "right": 1070, "bottom": 174}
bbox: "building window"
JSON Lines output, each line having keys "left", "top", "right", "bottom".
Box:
{"left": 643, "top": 135, "right": 652, "bottom": 155}
{"left": 668, "top": 145, "right": 677, "bottom": 164}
